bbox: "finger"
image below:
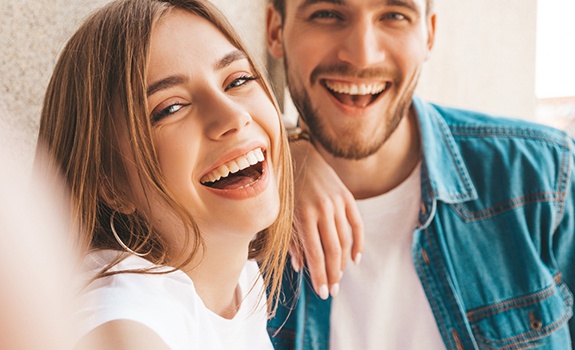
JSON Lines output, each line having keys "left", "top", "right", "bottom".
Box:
{"left": 345, "top": 196, "right": 365, "bottom": 265}
{"left": 288, "top": 241, "right": 302, "bottom": 272}
{"left": 333, "top": 198, "right": 352, "bottom": 274}
{"left": 317, "top": 209, "right": 342, "bottom": 298}
{"left": 298, "top": 216, "right": 330, "bottom": 300}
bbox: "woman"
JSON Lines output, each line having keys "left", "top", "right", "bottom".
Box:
{"left": 35, "top": 0, "right": 293, "bottom": 348}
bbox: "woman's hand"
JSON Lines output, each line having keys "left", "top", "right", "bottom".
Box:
{"left": 289, "top": 139, "right": 364, "bottom": 300}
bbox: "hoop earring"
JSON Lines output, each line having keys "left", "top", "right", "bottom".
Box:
{"left": 110, "top": 211, "right": 152, "bottom": 257}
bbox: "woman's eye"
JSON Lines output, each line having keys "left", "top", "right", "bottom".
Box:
{"left": 225, "top": 74, "right": 258, "bottom": 91}
{"left": 151, "top": 103, "right": 187, "bottom": 124}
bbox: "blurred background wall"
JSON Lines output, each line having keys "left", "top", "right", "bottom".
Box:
{"left": 417, "top": 0, "right": 538, "bottom": 119}
{"left": 0, "top": 0, "right": 267, "bottom": 171}
{"left": 1, "top": 0, "right": 572, "bottom": 173}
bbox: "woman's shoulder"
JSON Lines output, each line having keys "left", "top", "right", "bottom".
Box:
{"left": 76, "top": 250, "right": 201, "bottom": 348}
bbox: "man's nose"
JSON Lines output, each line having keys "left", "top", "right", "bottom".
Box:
{"left": 337, "top": 18, "right": 386, "bottom": 68}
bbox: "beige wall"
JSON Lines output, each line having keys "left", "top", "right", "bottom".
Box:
{"left": 0, "top": 0, "right": 267, "bottom": 170}
{"left": 418, "top": 0, "right": 538, "bottom": 120}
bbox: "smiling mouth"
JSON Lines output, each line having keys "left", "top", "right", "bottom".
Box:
{"left": 200, "top": 148, "right": 265, "bottom": 190}
{"left": 323, "top": 80, "right": 389, "bottom": 108}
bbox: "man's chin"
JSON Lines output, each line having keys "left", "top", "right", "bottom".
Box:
{"left": 312, "top": 129, "right": 385, "bottom": 160}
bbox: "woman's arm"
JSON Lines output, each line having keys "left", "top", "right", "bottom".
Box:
{"left": 289, "top": 138, "right": 364, "bottom": 300}
{"left": 76, "top": 320, "right": 170, "bottom": 350}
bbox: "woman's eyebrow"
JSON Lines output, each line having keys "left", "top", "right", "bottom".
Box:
{"left": 146, "top": 50, "right": 248, "bottom": 97}
{"left": 147, "top": 75, "right": 188, "bottom": 97}
{"left": 214, "top": 49, "right": 248, "bottom": 71}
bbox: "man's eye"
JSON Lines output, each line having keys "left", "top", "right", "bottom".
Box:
{"left": 151, "top": 103, "right": 187, "bottom": 124}
{"left": 310, "top": 10, "right": 343, "bottom": 21}
{"left": 225, "top": 75, "right": 258, "bottom": 91}
{"left": 382, "top": 12, "right": 407, "bottom": 21}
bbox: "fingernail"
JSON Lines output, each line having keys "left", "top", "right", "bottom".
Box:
{"left": 339, "top": 271, "right": 344, "bottom": 279}
{"left": 291, "top": 257, "right": 300, "bottom": 272}
{"left": 330, "top": 283, "right": 340, "bottom": 297}
{"left": 318, "top": 285, "right": 329, "bottom": 300}
{"left": 354, "top": 253, "right": 362, "bottom": 265}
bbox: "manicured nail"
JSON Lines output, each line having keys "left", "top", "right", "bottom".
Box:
{"left": 354, "top": 253, "right": 362, "bottom": 265}
{"left": 291, "top": 256, "right": 300, "bottom": 272}
{"left": 330, "top": 283, "right": 340, "bottom": 297}
{"left": 318, "top": 285, "right": 329, "bottom": 300}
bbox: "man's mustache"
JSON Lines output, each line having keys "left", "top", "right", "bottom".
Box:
{"left": 310, "top": 63, "right": 398, "bottom": 85}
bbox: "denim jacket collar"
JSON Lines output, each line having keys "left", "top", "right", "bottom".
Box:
{"left": 413, "top": 96, "right": 478, "bottom": 228}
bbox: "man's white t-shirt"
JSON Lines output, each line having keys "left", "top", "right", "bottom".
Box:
{"left": 77, "top": 250, "right": 273, "bottom": 349}
{"left": 330, "top": 163, "right": 446, "bottom": 349}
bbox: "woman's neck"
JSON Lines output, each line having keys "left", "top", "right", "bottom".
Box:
{"left": 182, "top": 238, "right": 250, "bottom": 319}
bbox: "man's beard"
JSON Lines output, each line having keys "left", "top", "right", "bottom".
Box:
{"left": 285, "top": 61, "right": 419, "bottom": 160}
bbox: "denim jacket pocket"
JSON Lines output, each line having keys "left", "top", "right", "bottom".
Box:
{"left": 467, "top": 282, "right": 573, "bottom": 349}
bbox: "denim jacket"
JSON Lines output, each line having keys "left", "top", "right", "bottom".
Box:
{"left": 268, "top": 97, "right": 575, "bottom": 349}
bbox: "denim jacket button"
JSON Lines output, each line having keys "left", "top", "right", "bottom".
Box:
{"left": 529, "top": 312, "right": 543, "bottom": 331}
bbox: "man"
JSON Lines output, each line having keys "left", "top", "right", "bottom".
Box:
{"left": 265, "top": 0, "right": 575, "bottom": 349}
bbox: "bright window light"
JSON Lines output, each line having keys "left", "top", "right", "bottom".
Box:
{"left": 536, "top": 0, "right": 575, "bottom": 98}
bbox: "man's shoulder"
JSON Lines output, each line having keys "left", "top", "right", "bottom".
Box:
{"left": 423, "top": 100, "right": 572, "bottom": 149}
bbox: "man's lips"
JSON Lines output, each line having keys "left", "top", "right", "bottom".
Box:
{"left": 322, "top": 79, "right": 390, "bottom": 108}
{"left": 200, "top": 148, "right": 265, "bottom": 190}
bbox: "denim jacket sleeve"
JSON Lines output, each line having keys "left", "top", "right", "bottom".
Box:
{"left": 553, "top": 135, "right": 575, "bottom": 341}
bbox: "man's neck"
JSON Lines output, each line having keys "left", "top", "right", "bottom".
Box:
{"left": 318, "top": 109, "right": 421, "bottom": 199}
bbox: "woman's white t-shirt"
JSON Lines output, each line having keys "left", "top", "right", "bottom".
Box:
{"left": 77, "top": 250, "right": 273, "bottom": 349}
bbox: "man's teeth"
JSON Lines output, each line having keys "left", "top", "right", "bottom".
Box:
{"left": 201, "top": 148, "right": 265, "bottom": 184}
{"left": 324, "top": 81, "right": 387, "bottom": 95}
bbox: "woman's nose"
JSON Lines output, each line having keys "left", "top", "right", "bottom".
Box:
{"left": 203, "top": 93, "right": 252, "bottom": 140}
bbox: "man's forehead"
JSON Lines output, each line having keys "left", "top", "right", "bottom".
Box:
{"left": 294, "top": 0, "right": 423, "bottom": 8}
{"left": 290, "top": 0, "right": 426, "bottom": 13}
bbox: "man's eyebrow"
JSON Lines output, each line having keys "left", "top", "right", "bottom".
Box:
{"left": 301, "top": 0, "right": 343, "bottom": 5}
{"left": 147, "top": 75, "right": 188, "bottom": 97}
{"left": 383, "top": 0, "right": 419, "bottom": 12}
{"left": 299, "top": 0, "right": 343, "bottom": 10}
{"left": 298, "top": 0, "right": 419, "bottom": 12}
{"left": 214, "top": 50, "right": 248, "bottom": 71}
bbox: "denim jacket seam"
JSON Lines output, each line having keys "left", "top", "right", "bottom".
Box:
{"left": 451, "top": 192, "right": 564, "bottom": 222}
{"left": 450, "top": 127, "right": 567, "bottom": 146}
{"left": 471, "top": 306, "right": 572, "bottom": 347}
{"left": 466, "top": 284, "right": 557, "bottom": 322}
{"left": 437, "top": 116, "right": 476, "bottom": 197}
{"left": 425, "top": 228, "right": 472, "bottom": 349}
{"left": 415, "top": 242, "right": 450, "bottom": 346}
{"left": 551, "top": 137, "right": 572, "bottom": 232}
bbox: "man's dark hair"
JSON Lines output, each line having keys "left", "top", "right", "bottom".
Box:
{"left": 270, "top": 0, "right": 434, "bottom": 20}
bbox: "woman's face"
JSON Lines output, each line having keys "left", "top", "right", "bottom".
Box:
{"left": 143, "top": 9, "right": 281, "bottom": 242}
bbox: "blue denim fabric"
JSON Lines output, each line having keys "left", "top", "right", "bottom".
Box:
{"left": 268, "top": 97, "right": 575, "bottom": 349}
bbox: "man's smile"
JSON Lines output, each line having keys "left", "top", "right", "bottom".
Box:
{"left": 322, "top": 79, "right": 391, "bottom": 108}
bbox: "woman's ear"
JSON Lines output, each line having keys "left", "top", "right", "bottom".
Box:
{"left": 266, "top": 4, "right": 284, "bottom": 59}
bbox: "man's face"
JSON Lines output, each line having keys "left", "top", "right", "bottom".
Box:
{"left": 267, "top": 0, "right": 435, "bottom": 159}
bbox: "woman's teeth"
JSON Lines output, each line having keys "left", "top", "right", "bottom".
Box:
{"left": 201, "top": 148, "right": 265, "bottom": 184}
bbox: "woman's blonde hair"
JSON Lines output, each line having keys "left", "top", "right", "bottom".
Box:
{"left": 36, "top": 0, "right": 293, "bottom": 315}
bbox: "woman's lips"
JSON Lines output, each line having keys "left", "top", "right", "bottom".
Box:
{"left": 200, "top": 148, "right": 269, "bottom": 197}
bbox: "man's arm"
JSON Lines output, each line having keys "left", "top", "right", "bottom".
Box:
{"left": 553, "top": 136, "right": 575, "bottom": 341}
